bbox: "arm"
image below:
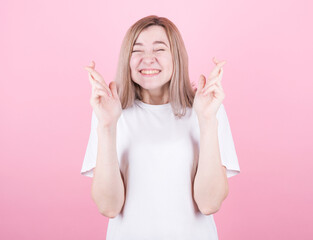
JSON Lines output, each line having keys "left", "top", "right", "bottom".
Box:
{"left": 193, "top": 117, "right": 229, "bottom": 215}
{"left": 91, "top": 124, "right": 125, "bottom": 218}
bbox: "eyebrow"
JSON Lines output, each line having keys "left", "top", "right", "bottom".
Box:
{"left": 133, "top": 41, "right": 169, "bottom": 48}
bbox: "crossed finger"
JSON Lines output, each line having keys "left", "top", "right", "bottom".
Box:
{"left": 84, "top": 62, "right": 112, "bottom": 97}
{"left": 201, "top": 68, "right": 223, "bottom": 93}
{"left": 90, "top": 74, "right": 108, "bottom": 91}
{"left": 203, "top": 57, "right": 225, "bottom": 88}
{"left": 209, "top": 57, "right": 226, "bottom": 79}
{"left": 85, "top": 66, "right": 106, "bottom": 85}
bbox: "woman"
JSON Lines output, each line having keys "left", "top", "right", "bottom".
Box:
{"left": 81, "top": 15, "right": 240, "bottom": 240}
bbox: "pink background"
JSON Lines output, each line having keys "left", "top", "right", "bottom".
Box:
{"left": 1, "top": 0, "right": 312, "bottom": 239}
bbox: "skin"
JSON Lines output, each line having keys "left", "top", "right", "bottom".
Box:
{"left": 193, "top": 57, "right": 229, "bottom": 214}
{"left": 83, "top": 26, "right": 229, "bottom": 215}
{"left": 129, "top": 25, "right": 173, "bottom": 105}
{"left": 84, "top": 61, "right": 124, "bottom": 218}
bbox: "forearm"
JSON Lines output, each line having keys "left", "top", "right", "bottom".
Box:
{"left": 193, "top": 117, "right": 228, "bottom": 214}
{"left": 91, "top": 124, "right": 125, "bottom": 218}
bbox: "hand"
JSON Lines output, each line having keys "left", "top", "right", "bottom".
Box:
{"left": 84, "top": 60, "right": 122, "bottom": 128}
{"left": 193, "top": 57, "right": 226, "bottom": 121}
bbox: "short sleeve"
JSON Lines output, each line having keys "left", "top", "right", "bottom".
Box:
{"left": 80, "top": 110, "right": 98, "bottom": 178}
{"left": 216, "top": 104, "right": 241, "bottom": 178}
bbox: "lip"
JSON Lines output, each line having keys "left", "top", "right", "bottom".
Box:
{"left": 139, "top": 68, "right": 161, "bottom": 72}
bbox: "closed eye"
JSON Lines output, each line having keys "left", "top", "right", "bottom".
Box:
{"left": 132, "top": 49, "right": 164, "bottom": 53}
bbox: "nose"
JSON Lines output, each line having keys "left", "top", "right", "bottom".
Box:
{"left": 142, "top": 51, "right": 156, "bottom": 64}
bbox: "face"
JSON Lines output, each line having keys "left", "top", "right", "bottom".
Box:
{"left": 129, "top": 25, "right": 173, "bottom": 96}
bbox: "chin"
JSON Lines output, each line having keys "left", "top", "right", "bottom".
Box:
{"left": 132, "top": 74, "right": 171, "bottom": 89}
{"left": 140, "top": 83, "right": 163, "bottom": 90}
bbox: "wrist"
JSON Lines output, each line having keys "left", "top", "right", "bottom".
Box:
{"left": 97, "top": 123, "right": 117, "bottom": 134}
{"left": 198, "top": 116, "right": 218, "bottom": 131}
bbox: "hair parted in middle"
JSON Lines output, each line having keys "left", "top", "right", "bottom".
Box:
{"left": 114, "top": 15, "right": 197, "bottom": 118}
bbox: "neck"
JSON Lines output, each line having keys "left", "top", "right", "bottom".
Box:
{"left": 140, "top": 85, "right": 170, "bottom": 105}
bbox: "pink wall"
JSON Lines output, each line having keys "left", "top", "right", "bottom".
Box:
{"left": 1, "top": 0, "right": 312, "bottom": 239}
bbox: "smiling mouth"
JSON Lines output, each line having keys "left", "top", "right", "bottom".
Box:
{"left": 140, "top": 69, "right": 161, "bottom": 77}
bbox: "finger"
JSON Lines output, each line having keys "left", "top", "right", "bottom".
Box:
{"left": 88, "top": 72, "right": 95, "bottom": 86}
{"left": 90, "top": 60, "right": 95, "bottom": 69}
{"left": 213, "top": 56, "right": 219, "bottom": 65}
{"left": 86, "top": 60, "right": 95, "bottom": 68}
{"left": 211, "top": 67, "right": 223, "bottom": 87}
{"left": 109, "top": 81, "right": 119, "bottom": 99}
{"left": 201, "top": 76, "right": 219, "bottom": 93}
{"left": 212, "top": 56, "right": 225, "bottom": 64}
{"left": 204, "top": 84, "right": 224, "bottom": 99}
{"left": 219, "top": 67, "right": 223, "bottom": 81}
{"left": 89, "top": 72, "right": 110, "bottom": 96}
{"left": 88, "top": 73, "right": 97, "bottom": 94}
{"left": 84, "top": 66, "right": 106, "bottom": 85}
{"left": 197, "top": 75, "right": 206, "bottom": 93}
{"left": 85, "top": 68, "right": 112, "bottom": 95}
{"left": 92, "top": 78, "right": 112, "bottom": 97}
{"left": 203, "top": 67, "right": 223, "bottom": 90}
{"left": 88, "top": 71, "right": 102, "bottom": 87}
{"left": 88, "top": 70, "right": 112, "bottom": 97}
{"left": 203, "top": 84, "right": 218, "bottom": 96}
{"left": 215, "top": 68, "right": 223, "bottom": 88}
{"left": 88, "top": 72, "right": 92, "bottom": 84}
{"left": 91, "top": 88, "right": 110, "bottom": 102}
{"left": 84, "top": 60, "right": 95, "bottom": 71}
{"left": 212, "top": 56, "right": 225, "bottom": 65}
{"left": 92, "top": 74, "right": 112, "bottom": 96}
{"left": 95, "top": 88, "right": 111, "bottom": 98}
{"left": 88, "top": 73, "right": 107, "bottom": 89}
{"left": 209, "top": 60, "right": 226, "bottom": 79}
{"left": 93, "top": 79, "right": 109, "bottom": 92}
{"left": 209, "top": 62, "right": 225, "bottom": 79}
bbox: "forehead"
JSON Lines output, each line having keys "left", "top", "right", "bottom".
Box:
{"left": 134, "top": 25, "right": 169, "bottom": 45}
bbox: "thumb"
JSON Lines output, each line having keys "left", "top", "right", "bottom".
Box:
{"left": 197, "top": 75, "right": 206, "bottom": 93}
{"left": 109, "top": 81, "right": 118, "bottom": 99}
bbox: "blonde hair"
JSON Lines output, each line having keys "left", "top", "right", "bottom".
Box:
{"left": 114, "top": 15, "right": 196, "bottom": 118}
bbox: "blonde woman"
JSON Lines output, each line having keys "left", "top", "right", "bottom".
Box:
{"left": 81, "top": 15, "right": 240, "bottom": 240}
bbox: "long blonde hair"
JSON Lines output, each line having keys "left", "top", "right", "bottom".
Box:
{"left": 114, "top": 15, "right": 196, "bottom": 118}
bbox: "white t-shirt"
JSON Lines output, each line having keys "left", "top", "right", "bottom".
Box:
{"left": 81, "top": 99, "right": 240, "bottom": 240}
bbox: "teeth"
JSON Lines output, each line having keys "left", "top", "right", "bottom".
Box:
{"left": 141, "top": 70, "right": 160, "bottom": 74}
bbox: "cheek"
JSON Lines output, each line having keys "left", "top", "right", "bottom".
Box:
{"left": 161, "top": 54, "right": 173, "bottom": 69}
{"left": 129, "top": 56, "right": 139, "bottom": 70}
